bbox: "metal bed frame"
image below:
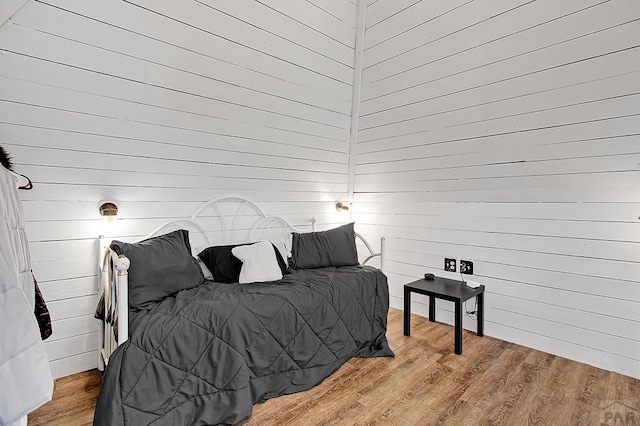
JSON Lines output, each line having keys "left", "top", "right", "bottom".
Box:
{"left": 97, "top": 196, "right": 385, "bottom": 370}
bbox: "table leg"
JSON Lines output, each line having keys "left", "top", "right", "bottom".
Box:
{"left": 477, "top": 292, "right": 484, "bottom": 337}
{"left": 455, "top": 301, "right": 462, "bottom": 355}
{"left": 429, "top": 295, "right": 436, "bottom": 322}
{"left": 403, "top": 286, "right": 411, "bottom": 336}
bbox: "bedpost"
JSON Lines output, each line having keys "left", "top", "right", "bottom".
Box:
{"left": 114, "top": 255, "right": 130, "bottom": 346}
{"left": 97, "top": 236, "right": 109, "bottom": 371}
{"left": 380, "top": 237, "right": 386, "bottom": 273}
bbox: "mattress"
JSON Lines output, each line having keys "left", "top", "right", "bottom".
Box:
{"left": 94, "top": 265, "right": 393, "bottom": 425}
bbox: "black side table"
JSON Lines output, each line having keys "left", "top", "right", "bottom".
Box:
{"left": 403, "top": 276, "right": 484, "bottom": 355}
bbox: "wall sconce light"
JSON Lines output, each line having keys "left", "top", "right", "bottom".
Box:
{"left": 336, "top": 202, "right": 350, "bottom": 212}
{"left": 99, "top": 202, "right": 118, "bottom": 221}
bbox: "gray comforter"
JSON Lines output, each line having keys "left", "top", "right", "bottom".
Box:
{"left": 94, "top": 265, "right": 393, "bottom": 425}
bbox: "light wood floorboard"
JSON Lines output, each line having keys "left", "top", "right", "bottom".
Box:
{"left": 29, "top": 308, "right": 640, "bottom": 425}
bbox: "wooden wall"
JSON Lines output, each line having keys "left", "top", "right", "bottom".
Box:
{"left": 0, "top": 0, "right": 357, "bottom": 378}
{"left": 2, "top": 0, "right": 639, "bottom": 381}
{"left": 354, "top": 0, "right": 640, "bottom": 378}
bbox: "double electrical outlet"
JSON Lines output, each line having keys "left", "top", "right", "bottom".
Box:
{"left": 444, "top": 258, "right": 474, "bottom": 275}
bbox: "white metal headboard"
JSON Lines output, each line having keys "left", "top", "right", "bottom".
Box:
{"left": 143, "top": 196, "right": 313, "bottom": 251}
{"left": 141, "top": 196, "right": 383, "bottom": 267}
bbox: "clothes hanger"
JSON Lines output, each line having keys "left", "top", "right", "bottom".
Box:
{"left": 0, "top": 146, "right": 33, "bottom": 190}
{"left": 8, "top": 169, "right": 33, "bottom": 190}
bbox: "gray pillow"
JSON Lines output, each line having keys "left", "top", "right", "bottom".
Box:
{"left": 290, "top": 223, "right": 358, "bottom": 269}
{"left": 110, "top": 229, "right": 204, "bottom": 309}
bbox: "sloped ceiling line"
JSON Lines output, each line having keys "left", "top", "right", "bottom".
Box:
{"left": 0, "top": 0, "right": 30, "bottom": 28}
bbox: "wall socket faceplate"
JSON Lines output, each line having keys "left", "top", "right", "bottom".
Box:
{"left": 444, "top": 258, "right": 457, "bottom": 272}
{"left": 460, "top": 260, "right": 474, "bottom": 275}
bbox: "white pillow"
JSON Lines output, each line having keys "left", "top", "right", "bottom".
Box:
{"left": 232, "top": 241, "right": 283, "bottom": 284}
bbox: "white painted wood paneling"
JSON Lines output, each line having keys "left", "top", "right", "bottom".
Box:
{"left": 0, "top": 0, "right": 358, "bottom": 378}
{"left": 0, "top": 0, "right": 29, "bottom": 26}
{"left": 356, "top": 0, "right": 640, "bottom": 379}
{"left": 2, "top": 0, "right": 638, "bottom": 382}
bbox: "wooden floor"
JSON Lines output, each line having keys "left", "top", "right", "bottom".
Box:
{"left": 30, "top": 308, "right": 640, "bottom": 425}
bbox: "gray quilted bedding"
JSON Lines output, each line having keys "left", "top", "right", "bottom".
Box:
{"left": 94, "top": 265, "right": 393, "bottom": 425}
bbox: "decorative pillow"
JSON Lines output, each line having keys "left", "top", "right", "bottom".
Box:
{"left": 198, "top": 242, "right": 287, "bottom": 283}
{"left": 197, "top": 243, "right": 249, "bottom": 283}
{"left": 271, "top": 241, "right": 289, "bottom": 273}
{"left": 290, "top": 222, "right": 358, "bottom": 269}
{"left": 271, "top": 239, "right": 288, "bottom": 265}
{"left": 110, "top": 229, "right": 204, "bottom": 309}
{"left": 232, "top": 241, "right": 283, "bottom": 284}
{"left": 197, "top": 259, "right": 214, "bottom": 281}
{"left": 191, "top": 245, "right": 214, "bottom": 281}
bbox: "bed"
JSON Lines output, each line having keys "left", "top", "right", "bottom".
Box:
{"left": 94, "top": 197, "right": 393, "bottom": 425}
